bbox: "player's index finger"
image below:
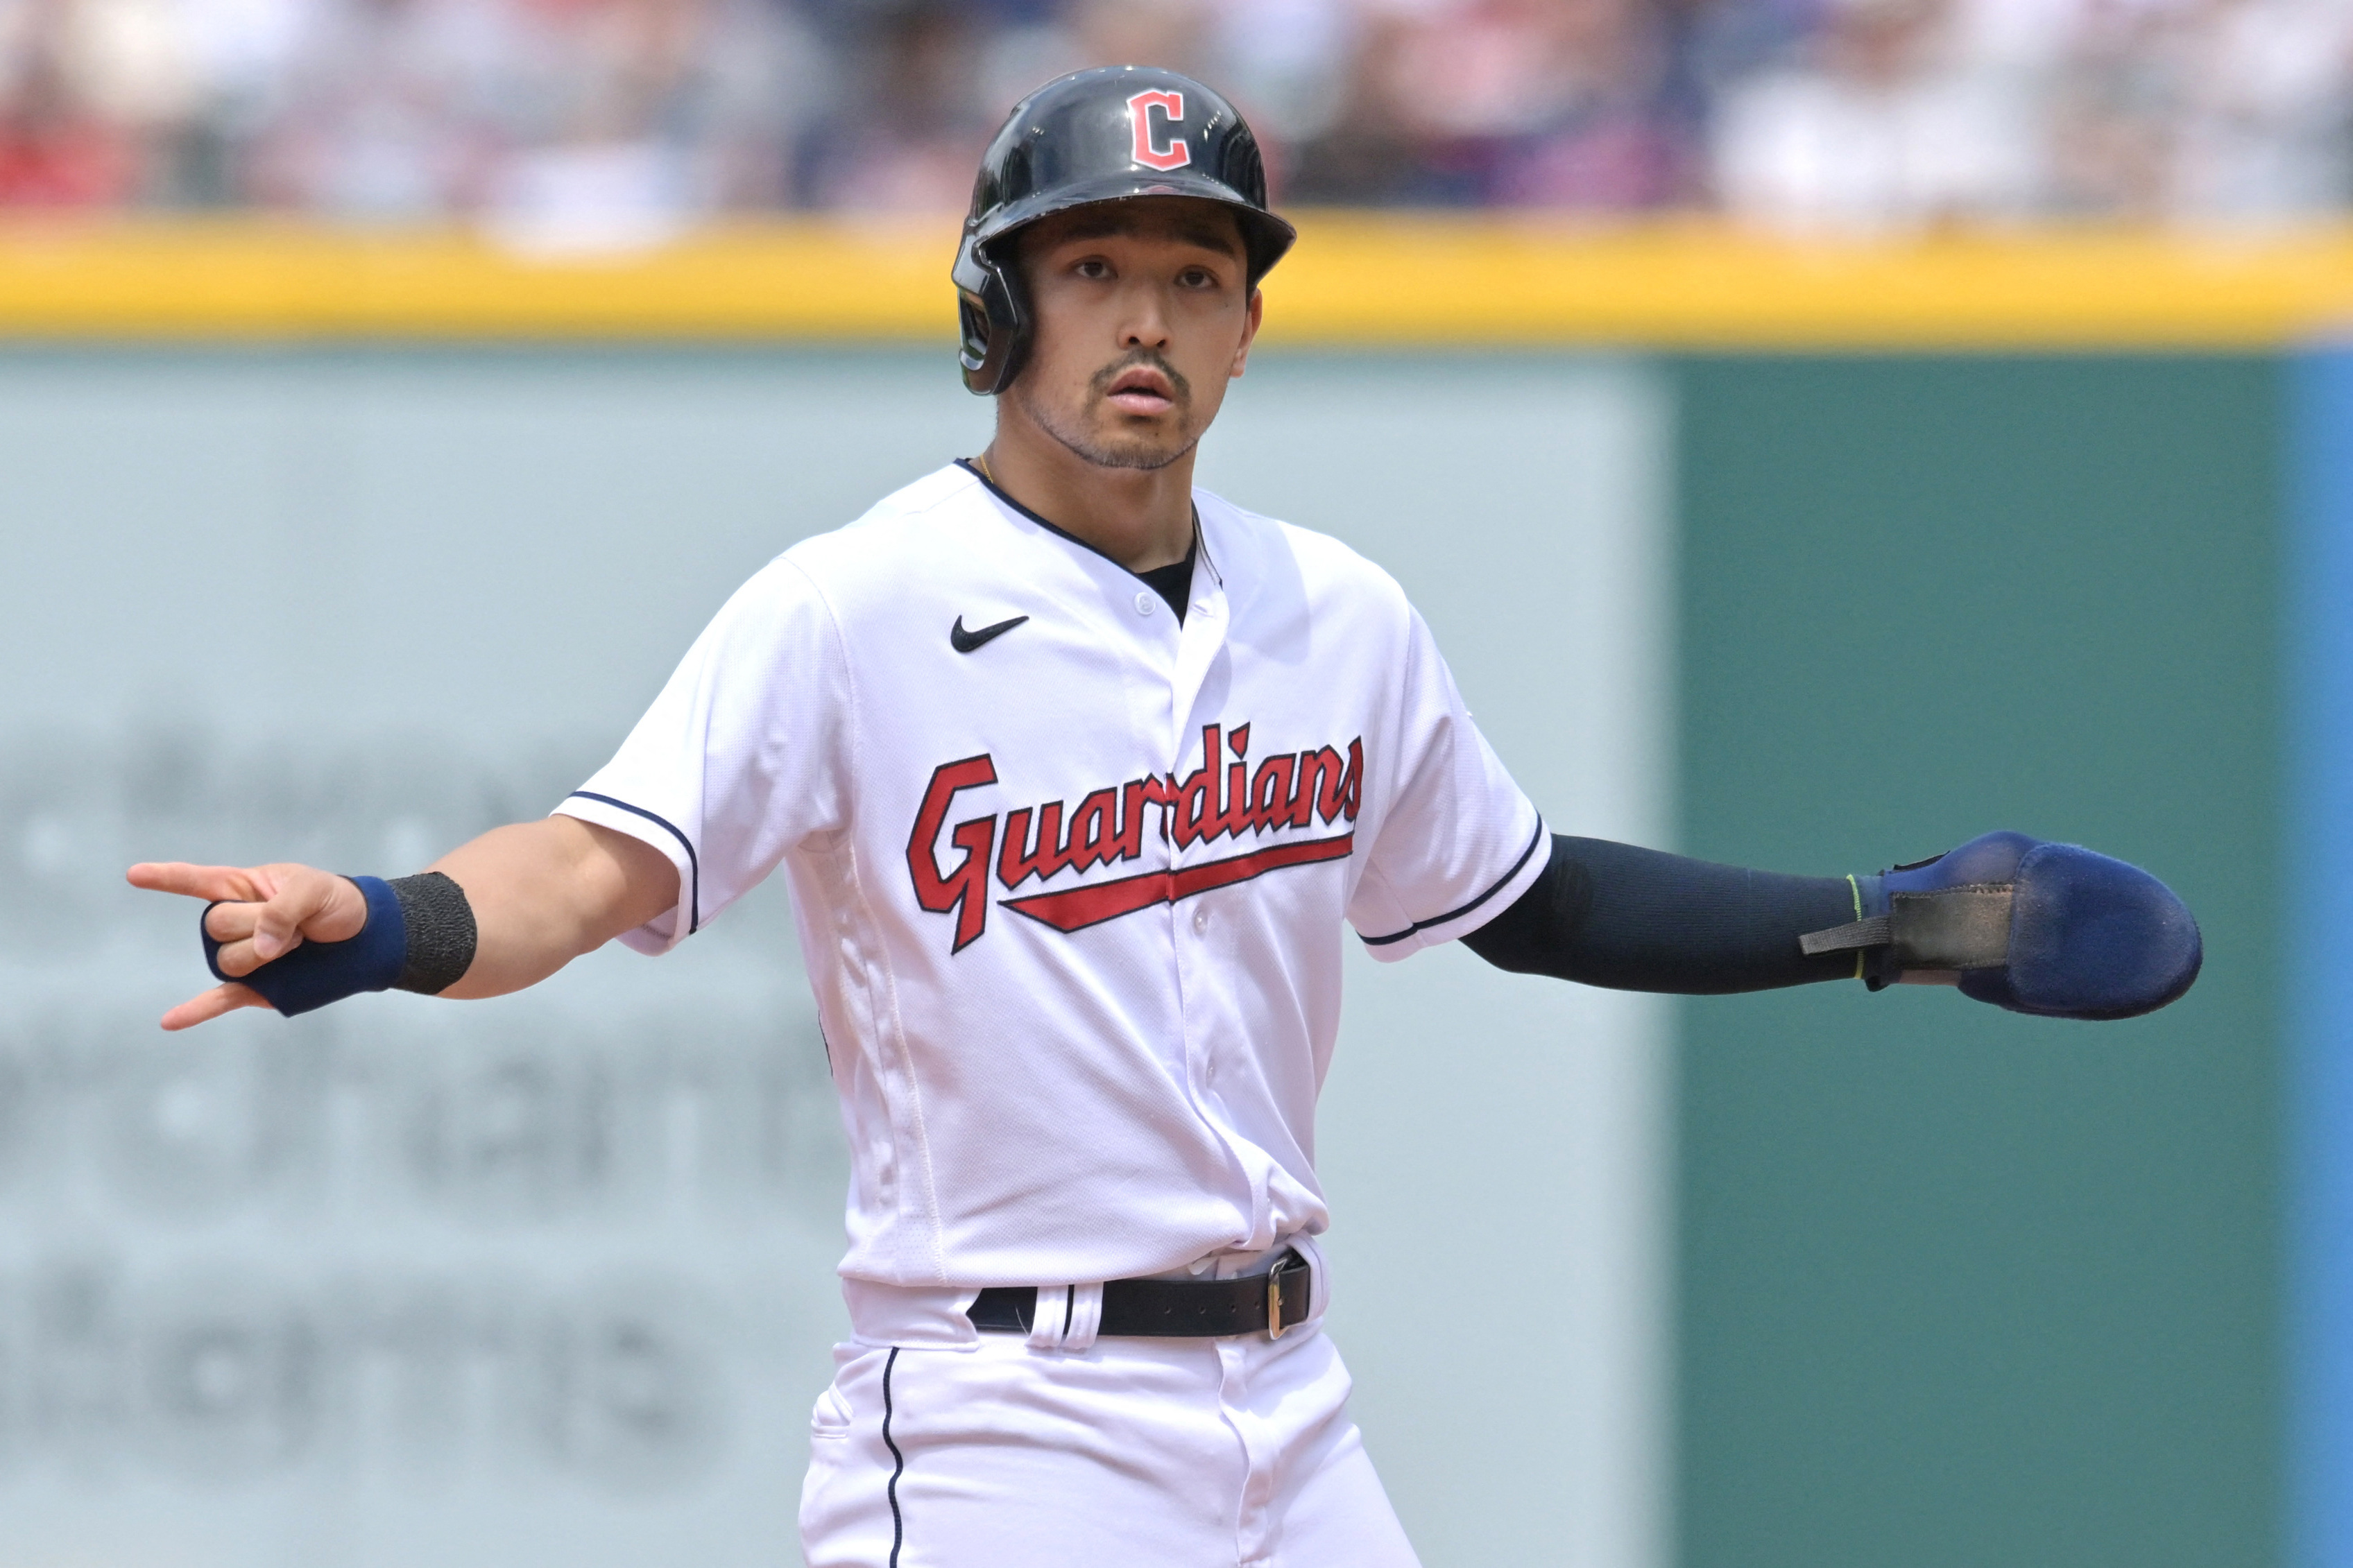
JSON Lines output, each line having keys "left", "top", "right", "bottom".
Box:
{"left": 126, "top": 862, "right": 264, "bottom": 903}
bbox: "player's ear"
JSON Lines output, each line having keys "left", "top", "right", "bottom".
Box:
{"left": 1231, "top": 287, "right": 1263, "bottom": 379}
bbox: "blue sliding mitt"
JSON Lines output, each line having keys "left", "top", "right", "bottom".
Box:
{"left": 1800, "top": 831, "right": 2202, "bottom": 1020}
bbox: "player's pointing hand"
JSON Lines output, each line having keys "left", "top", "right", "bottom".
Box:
{"left": 125, "top": 861, "right": 367, "bottom": 1031}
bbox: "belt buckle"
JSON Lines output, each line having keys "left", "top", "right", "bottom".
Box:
{"left": 1266, "top": 1252, "right": 1300, "bottom": 1341}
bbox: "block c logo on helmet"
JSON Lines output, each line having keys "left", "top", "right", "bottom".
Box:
{"left": 1127, "top": 89, "right": 1190, "bottom": 171}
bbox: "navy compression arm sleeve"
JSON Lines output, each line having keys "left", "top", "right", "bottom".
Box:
{"left": 1460, "top": 835, "right": 1864, "bottom": 994}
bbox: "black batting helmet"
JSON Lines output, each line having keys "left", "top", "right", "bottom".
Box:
{"left": 952, "top": 67, "right": 1297, "bottom": 396}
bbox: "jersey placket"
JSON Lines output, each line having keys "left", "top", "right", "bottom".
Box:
{"left": 1160, "top": 536, "right": 1275, "bottom": 1250}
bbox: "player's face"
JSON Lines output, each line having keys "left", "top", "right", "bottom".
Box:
{"left": 1011, "top": 199, "right": 1261, "bottom": 472}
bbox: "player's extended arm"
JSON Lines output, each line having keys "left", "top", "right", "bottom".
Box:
{"left": 126, "top": 816, "right": 678, "bottom": 1031}
{"left": 1462, "top": 831, "right": 2201, "bottom": 1020}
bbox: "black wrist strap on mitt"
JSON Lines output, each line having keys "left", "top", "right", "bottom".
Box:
{"left": 1799, "top": 883, "right": 2013, "bottom": 977}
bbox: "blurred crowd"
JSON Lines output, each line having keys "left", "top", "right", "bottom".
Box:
{"left": 0, "top": 0, "right": 2347, "bottom": 230}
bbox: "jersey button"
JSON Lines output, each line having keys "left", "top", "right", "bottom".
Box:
{"left": 1133, "top": 590, "right": 1156, "bottom": 617}
{"left": 1192, "top": 907, "right": 1210, "bottom": 933}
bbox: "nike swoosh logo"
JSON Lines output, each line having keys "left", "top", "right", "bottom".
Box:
{"left": 950, "top": 614, "right": 1029, "bottom": 654}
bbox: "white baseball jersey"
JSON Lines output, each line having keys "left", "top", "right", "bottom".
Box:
{"left": 556, "top": 460, "right": 1546, "bottom": 1290}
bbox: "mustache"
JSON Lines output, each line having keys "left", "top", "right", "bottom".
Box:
{"left": 1090, "top": 350, "right": 1192, "bottom": 406}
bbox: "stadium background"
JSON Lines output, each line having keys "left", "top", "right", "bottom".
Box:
{"left": 0, "top": 0, "right": 2341, "bottom": 1564}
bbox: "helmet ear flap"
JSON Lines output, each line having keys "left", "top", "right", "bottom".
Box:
{"left": 955, "top": 237, "right": 1030, "bottom": 397}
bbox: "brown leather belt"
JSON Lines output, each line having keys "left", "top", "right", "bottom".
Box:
{"left": 967, "top": 1248, "right": 1310, "bottom": 1339}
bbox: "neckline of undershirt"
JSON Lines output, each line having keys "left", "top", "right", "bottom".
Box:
{"left": 1135, "top": 548, "right": 1197, "bottom": 623}
{"left": 957, "top": 456, "right": 1199, "bottom": 624}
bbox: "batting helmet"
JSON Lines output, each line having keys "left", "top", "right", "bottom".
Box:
{"left": 952, "top": 66, "right": 1298, "bottom": 396}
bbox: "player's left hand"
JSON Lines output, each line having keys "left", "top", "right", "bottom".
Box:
{"left": 125, "top": 861, "right": 370, "bottom": 1029}
{"left": 1807, "top": 832, "right": 2203, "bottom": 1020}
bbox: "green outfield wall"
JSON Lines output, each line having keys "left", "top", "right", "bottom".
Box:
{"left": 1673, "top": 356, "right": 2284, "bottom": 1567}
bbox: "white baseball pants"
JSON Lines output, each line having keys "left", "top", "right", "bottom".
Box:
{"left": 798, "top": 1319, "right": 1421, "bottom": 1567}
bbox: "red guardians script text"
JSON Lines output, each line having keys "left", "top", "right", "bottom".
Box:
{"left": 906, "top": 723, "right": 1363, "bottom": 951}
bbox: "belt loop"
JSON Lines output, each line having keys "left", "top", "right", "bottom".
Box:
{"left": 1027, "top": 1284, "right": 1071, "bottom": 1351}
{"left": 1286, "top": 1234, "right": 1332, "bottom": 1327}
{"left": 1062, "top": 1282, "right": 1103, "bottom": 1352}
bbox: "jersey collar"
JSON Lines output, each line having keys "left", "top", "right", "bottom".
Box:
{"left": 956, "top": 456, "right": 1205, "bottom": 592}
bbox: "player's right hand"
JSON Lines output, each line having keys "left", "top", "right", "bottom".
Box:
{"left": 124, "top": 861, "right": 370, "bottom": 1031}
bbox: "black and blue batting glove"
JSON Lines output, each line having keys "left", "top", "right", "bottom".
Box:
{"left": 1802, "top": 831, "right": 2202, "bottom": 1020}
{"left": 201, "top": 872, "right": 475, "bottom": 1016}
{"left": 202, "top": 875, "right": 407, "bottom": 1016}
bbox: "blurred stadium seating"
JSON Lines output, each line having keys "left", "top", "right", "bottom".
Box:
{"left": 0, "top": 0, "right": 2342, "bottom": 230}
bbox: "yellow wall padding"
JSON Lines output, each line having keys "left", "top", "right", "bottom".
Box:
{"left": 3, "top": 216, "right": 2352, "bottom": 346}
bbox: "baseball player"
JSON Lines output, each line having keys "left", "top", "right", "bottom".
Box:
{"left": 127, "top": 68, "right": 2200, "bottom": 1567}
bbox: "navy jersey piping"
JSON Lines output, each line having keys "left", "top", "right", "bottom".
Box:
{"left": 957, "top": 457, "right": 1204, "bottom": 590}
{"left": 566, "top": 791, "right": 701, "bottom": 935}
{"left": 1360, "top": 818, "right": 1548, "bottom": 948}
{"left": 882, "top": 1347, "right": 907, "bottom": 1567}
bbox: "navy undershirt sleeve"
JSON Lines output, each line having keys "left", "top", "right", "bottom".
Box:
{"left": 1460, "top": 834, "right": 1863, "bottom": 994}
